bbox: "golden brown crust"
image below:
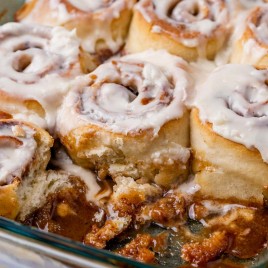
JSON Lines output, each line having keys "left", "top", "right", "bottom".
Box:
{"left": 0, "top": 180, "right": 20, "bottom": 219}
{"left": 231, "top": 6, "right": 268, "bottom": 68}
{"left": 84, "top": 216, "right": 132, "bottom": 249}
{"left": 16, "top": 0, "right": 136, "bottom": 62}
{"left": 0, "top": 120, "right": 53, "bottom": 219}
{"left": 60, "top": 113, "right": 189, "bottom": 187}
{"left": 126, "top": 11, "right": 198, "bottom": 61}
{"left": 126, "top": 1, "right": 229, "bottom": 61}
{"left": 191, "top": 108, "right": 268, "bottom": 204}
{"left": 84, "top": 176, "right": 162, "bottom": 248}
{"left": 181, "top": 231, "right": 229, "bottom": 264}
{"left": 117, "top": 234, "right": 155, "bottom": 263}
{"left": 0, "top": 93, "right": 46, "bottom": 126}
{"left": 137, "top": 193, "right": 186, "bottom": 227}
{"left": 14, "top": 0, "right": 37, "bottom": 21}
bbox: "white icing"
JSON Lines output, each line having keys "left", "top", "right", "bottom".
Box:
{"left": 52, "top": 149, "right": 111, "bottom": 204}
{"left": 0, "top": 23, "right": 81, "bottom": 132}
{"left": 66, "top": 0, "right": 109, "bottom": 12}
{"left": 57, "top": 50, "right": 191, "bottom": 137}
{"left": 187, "top": 60, "right": 216, "bottom": 105}
{"left": 179, "top": 178, "right": 201, "bottom": 195}
{"left": 240, "top": 38, "right": 267, "bottom": 64}
{"left": 151, "top": 145, "right": 190, "bottom": 165}
{"left": 194, "top": 64, "right": 268, "bottom": 163}
{"left": 0, "top": 122, "right": 37, "bottom": 185}
{"left": 20, "top": 0, "right": 136, "bottom": 54}
{"left": 151, "top": 25, "right": 162, "bottom": 33}
{"left": 189, "top": 200, "right": 248, "bottom": 221}
{"left": 94, "top": 210, "right": 105, "bottom": 222}
{"left": 136, "top": 0, "right": 229, "bottom": 49}
{"left": 201, "top": 200, "right": 247, "bottom": 215}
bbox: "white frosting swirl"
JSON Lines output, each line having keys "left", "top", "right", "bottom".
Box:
{"left": 66, "top": 0, "right": 113, "bottom": 12}
{"left": 57, "top": 50, "right": 191, "bottom": 135}
{"left": 0, "top": 23, "right": 81, "bottom": 131}
{"left": 137, "top": 0, "right": 229, "bottom": 47}
{"left": 52, "top": 149, "right": 112, "bottom": 205}
{"left": 0, "top": 121, "right": 37, "bottom": 185}
{"left": 194, "top": 64, "right": 268, "bottom": 162}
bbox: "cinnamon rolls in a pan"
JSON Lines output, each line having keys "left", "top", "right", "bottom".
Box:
{"left": 57, "top": 50, "right": 191, "bottom": 187}
{"left": 126, "top": 0, "right": 230, "bottom": 61}
{"left": 16, "top": 0, "right": 136, "bottom": 62}
{"left": 191, "top": 64, "right": 268, "bottom": 204}
{"left": 1, "top": 0, "right": 268, "bottom": 266}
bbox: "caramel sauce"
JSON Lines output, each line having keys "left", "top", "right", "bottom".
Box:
{"left": 0, "top": 111, "right": 12, "bottom": 119}
{"left": 23, "top": 179, "right": 105, "bottom": 242}
{"left": 224, "top": 209, "right": 268, "bottom": 259}
{"left": 263, "top": 186, "right": 268, "bottom": 208}
{"left": 129, "top": 193, "right": 268, "bottom": 266}
{"left": 179, "top": 199, "right": 268, "bottom": 265}
{"left": 20, "top": 180, "right": 268, "bottom": 267}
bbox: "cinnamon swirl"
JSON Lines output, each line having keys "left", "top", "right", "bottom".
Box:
{"left": 15, "top": 0, "right": 136, "bottom": 61}
{"left": 126, "top": 0, "right": 230, "bottom": 61}
{"left": 0, "top": 22, "right": 86, "bottom": 132}
{"left": 0, "top": 120, "right": 53, "bottom": 219}
{"left": 191, "top": 64, "right": 268, "bottom": 204}
{"left": 231, "top": 6, "right": 268, "bottom": 68}
{"left": 57, "top": 50, "right": 191, "bottom": 187}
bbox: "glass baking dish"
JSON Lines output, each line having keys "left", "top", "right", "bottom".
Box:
{"left": 0, "top": 1, "right": 268, "bottom": 267}
{"left": 1, "top": 215, "right": 268, "bottom": 268}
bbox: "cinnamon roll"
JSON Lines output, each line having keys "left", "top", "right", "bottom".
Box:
{"left": 231, "top": 6, "right": 268, "bottom": 68}
{"left": 126, "top": 0, "right": 230, "bottom": 61}
{"left": 0, "top": 22, "right": 87, "bottom": 132}
{"left": 57, "top": 50, "right": 191, "bottom": 187}
{"left": 0, "top": 120, "right": 53, "bottom": 219}
{"left": 15, "top": 0, "right": 136, "bottom": 61}
{"left": 191, "top": 64, "right": 268, "bottom": 204}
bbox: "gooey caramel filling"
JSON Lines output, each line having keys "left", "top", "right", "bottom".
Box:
{"left": 22, "top": 177, "right": 105, "bottom": 241}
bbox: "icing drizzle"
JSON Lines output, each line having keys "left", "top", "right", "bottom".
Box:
{"left": 57, "top": 50, "right": 191, "bottom": 135}
{"left": 137, "top": 0, "right": 229, "bottom": 48}
{"left": 0, "top": 121, "right": 37, "bottom": 185}
{"left": 19, "top": 0, "right": 136, "bottom": 54}
{"left": 0, "top": 22, "right": 81, "bottom": 132}
{"left": 194, "top": 64, "right": 268, "bottom": 163}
